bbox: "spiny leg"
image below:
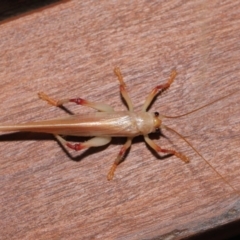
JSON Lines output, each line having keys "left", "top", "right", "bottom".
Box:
{"left": 144, "top": 135, "right": 189, "bottom": 163}
{"left": 55, "top": 134, "right": 111, "bottom": 152}
{"left": 38, "top": 92, "right": 114, "bottom": 112}
{"left": 142, "top": 70, "right": 177, "bottom": 111}
{"left": 114, "top": 67, "right": 134, "bottom": 111}
{"left": 107, "top": 137, "right": 133, "bottom": 180}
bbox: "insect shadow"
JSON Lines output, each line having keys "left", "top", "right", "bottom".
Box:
{"left": 0, "top": 127, "right": 172, "bottom": 163}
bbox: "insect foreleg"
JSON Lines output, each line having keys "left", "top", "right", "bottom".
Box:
{"left": 144, "top": 135, "right": 189, "bottom": 163}
{"left": 38, "top": 92, "right": 114, "bottom": 112}
{"left": 142, "top": 70, "right": 177, "bottom": 111}
{"left": 114, "top": 67, "right": 134, "bottom": 112}
{"left": 107, "top": 137, "right": 133, "bottom": 180}
{"left": 55, "top": 135, "right": 111, "bottom": 151}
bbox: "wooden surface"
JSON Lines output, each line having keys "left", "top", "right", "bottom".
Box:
{"left": 0, "top": 1, "right": 240, "bottom": 239}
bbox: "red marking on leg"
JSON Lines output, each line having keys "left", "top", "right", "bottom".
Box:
{"left": 160, "top": 148, "right": 173, "bottom": 154}
{"left": 114, "top": 146, "right": 127, "bottom": 165}
{"left": 156, "top": 83, "right": 169, "bottom": 91}
{"left": 120, "top": 85, "right": 126, "bottom": 92}
{"left": 69, "top": 98, "right": 86, "bottom": 105}
{"left": 66, "top": 142, "right": 84, "bottom": 151}
{"left": 119, "top": 146, "right": 126, "bottom": 157}
{"left": 157, "top": 148, "right": 189, "bottom": 163}
{"left": 155, "top": 145, "right": 174, "bottom": 155}
{"left": 151, "top": 84, "right": 170, "bottom": 96}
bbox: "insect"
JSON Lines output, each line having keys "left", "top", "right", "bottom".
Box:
{"left": 0, "top": 68, "right": 237, "bottom": 183}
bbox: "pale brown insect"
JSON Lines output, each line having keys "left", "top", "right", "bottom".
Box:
{"left": 0, "top": 68, "right": 237, "bottom": 184}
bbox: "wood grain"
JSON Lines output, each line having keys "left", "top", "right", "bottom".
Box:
{"left": 0, "top": 1, "right": 240, "bottom": 239}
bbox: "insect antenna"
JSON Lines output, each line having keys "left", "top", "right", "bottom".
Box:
{"left": 161, "top": 90, "right": 238, "bottom": 119}
{"left": 162, "top": 124, "right": 239, "bottom": 195}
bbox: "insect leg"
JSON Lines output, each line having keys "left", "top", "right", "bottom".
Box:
{"left": 55, "top": 134, "right": 111, "bottom": 151}
{"left": 142, "top": 70, "right": 177, "bottom": 111}
{"left": 144, "top": 135, "right": 189, "bottom": 163}
{"left": 107, "top": 137, "right": 132, "bottom": 180}
{"left": 38, "top": 92, "right": 114, "bottom": 112}
{"left": 114, "top": 67, "right": 134, "bottom": 111}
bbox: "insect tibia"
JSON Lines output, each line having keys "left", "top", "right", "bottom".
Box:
{"left": 174, "top": 152, "right": 189, "bottom": 163}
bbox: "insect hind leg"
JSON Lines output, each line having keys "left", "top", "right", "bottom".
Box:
{"left": 55, "top": 135, "right": 111, "bottom": 152}
{"left": 38, "top": 92, "right": 114, "bottom": 112}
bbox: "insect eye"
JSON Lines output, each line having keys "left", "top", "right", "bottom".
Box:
{"left": 155, "top": 127, "right": 160, "bottom": 132}
{"left": 154, "top": 112, "right": 159, "bottom": 117}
